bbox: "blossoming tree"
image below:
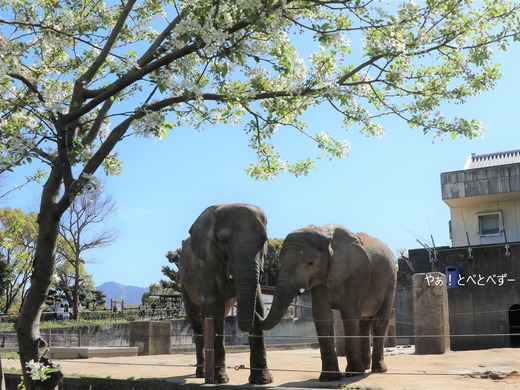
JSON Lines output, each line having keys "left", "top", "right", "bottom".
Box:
{"left": 1, "top": 0, "right": 520, "bottom": 387}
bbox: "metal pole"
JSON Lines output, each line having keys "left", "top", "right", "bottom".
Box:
{"left": 204, "top": 317, "right": 215, "bottom": 384}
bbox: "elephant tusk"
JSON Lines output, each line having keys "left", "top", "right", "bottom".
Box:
{"left": 297, "top": 288, "right": 306, "bottom": 295}
{"left": 228, "top": 274, "right": 234, "bottom": 280}
{"left": 254, "top": 311, "right": 264, "bottom": 322}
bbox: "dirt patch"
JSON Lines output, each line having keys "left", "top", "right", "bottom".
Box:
{"left": 466, "top": 370, "right": 518, "bottom": 380}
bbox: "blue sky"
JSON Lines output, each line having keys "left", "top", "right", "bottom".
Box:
{"left": 3, "top": 44, "right": 520, "bottom": 288}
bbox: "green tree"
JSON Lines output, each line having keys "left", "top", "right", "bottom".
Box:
{"left": 0, "top": 208, "right": 38, "bottom": 314}
{"left": 2, "top": 1, "right": 520, "bottom": 387}
{"left": 90, "top": 289, "right": 106, "bottom": 311}
{"left": 161, "top": 249, "right": 182, "bottom": 292}
{"left": 142, "top": 283, "right": 162, "bottom": 305}
{"left": 263, "top": 238, "right": 284, "bottom": 287}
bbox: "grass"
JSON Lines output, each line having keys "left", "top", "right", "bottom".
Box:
{"left": 0, "top": 351, "right": 18, "bottom": 359}
{"left": 69, "top": 373, "right": 99, "bottom": 378}
{"left": 0, "top": 323, "right": 13, "bottom": 332}
{"left": 1, "top": 366, "right": 21, "bottom": 374}
{"left": 0, "top": 317, "right": 153, "bottom": 333}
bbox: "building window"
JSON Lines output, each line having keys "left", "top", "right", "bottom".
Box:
{"left": 478, "top": 212, "right": 502, "bottom": 237}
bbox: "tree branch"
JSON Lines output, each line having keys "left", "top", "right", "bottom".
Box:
{"left": 337, "top": 54, "right": 385, "bottom": 85}
{"left": 7, "top": 73, "right": 45, "bottom": 103}
{"left": 81, "top": 0, "right": 138, "bottom": 83}
{"left": 80, "top": 98, "right": 115, "bottom": 147}
{"left": 137, "top": 8, "right": 189, "bottom": 67}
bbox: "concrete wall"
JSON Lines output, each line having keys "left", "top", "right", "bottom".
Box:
{"left": 130, "top": 321, "right": 171, "bottom": 355}
{"left": 395, "top": 253, "right": 432, "bottom": 344}
{"left": 263, "top": 318, "right": 317, "bottom": 345}
{"left": 394, "top": 282, "right": 413, "bottom": 345}
{"left": 1, "top": 317, "right": 317, "bottom": 354}
{"left": 437, "top": 244, "right": 520, "bottom": 350}
{"left": 399, "top": 242, "right": 520, "bottom": 350}
{"left": 449, "top": 200, "right": 520, "bottom": 247}
{"left": 0, "top": 321, "right": 195, "bottom": 352}
{"left": 441, "top": 163, "right": 520, "bottom": 247}
{"left": 441, "top": 163, "right": 520, "bottom": 204}
{"left": 0, "top": 323, "right": 132, "bottom": 350}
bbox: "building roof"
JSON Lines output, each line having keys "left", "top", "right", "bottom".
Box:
{"left": 464, "top": 149, "right": 520, "bottom": 169}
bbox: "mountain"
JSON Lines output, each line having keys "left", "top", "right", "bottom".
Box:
{"left": 96, "top": 282, "right": 148, "bottom": 307}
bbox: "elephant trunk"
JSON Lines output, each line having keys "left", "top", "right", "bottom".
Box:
{"left": 234, "top": 259, "right": 260, "bottom": 333}
{"left": 260, "top": 279, "right": 295, "bottom": 331}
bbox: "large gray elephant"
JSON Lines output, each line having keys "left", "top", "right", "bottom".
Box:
{"left": 261, "top": 224, "right": 396, "bottom": 381}
{"left": 179, "top": 203, "right": 273, "bottom": 384}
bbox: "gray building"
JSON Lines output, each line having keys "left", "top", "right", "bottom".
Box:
{"left": 397, "top": 149, "right": 520, "bottom": 350}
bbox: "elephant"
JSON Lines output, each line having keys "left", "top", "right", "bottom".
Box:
{"left": 260, "top": 224, "right": 396, "bottom": 381}
{"left": 178, "top": 203, "right": 273, "bottom": 385}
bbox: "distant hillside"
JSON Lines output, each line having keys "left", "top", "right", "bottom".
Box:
{"left": 96, "top": 282, "right": 148, "bottom": 307}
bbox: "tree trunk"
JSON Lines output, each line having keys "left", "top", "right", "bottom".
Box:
{"left": 15, "top": 173, "right": 66, "bottom": 390}
{"left": 73, "top": 254, "right": 80, "bottom": 320}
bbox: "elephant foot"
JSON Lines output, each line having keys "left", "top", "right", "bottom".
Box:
{"left": 319, "top": 371, "right": 343, "bottom": 382}
{"left": 195, "top": 365, "right": 205, "bottom": 378}
{"left": 249, "top": 368, "right": 274, "bottom": 385}
{"left": 215, "top": 368, "right": 230, "bottom": 384}
{"left": 345, "top": 363, "right": 366, "bottom": 377}
{"left": 195, "top": 365, "right": 229, "bottom": 383}
{"left": 371, "top": 359, "right": 388, "bottom": 373}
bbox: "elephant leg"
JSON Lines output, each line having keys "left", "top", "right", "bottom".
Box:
{"left": 183, "top": 294, "right": 205, "bottom": 378}
{"left": 312, "top": 294, "right": 342, "bottom": 382}
{"left": 213, "top": 317, "right": 229, "bottom": 384}
{"left": 371, "top": 316, "right": 389, "bottom": 373}
{"left": 359, "top": 319, "right": 371, "bottom": 370}
{"left": 248, "top": 290, "right": 273, "bottom": 384}
{"left": 342, "top": 314, "right": 365, "bottom": 376}
{"left": 193, "top": 319, "right": 205, "bottom": 378}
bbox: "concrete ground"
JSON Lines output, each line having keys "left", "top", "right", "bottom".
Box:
{"left": 3, "top": 345, "right": 520, "bottom": 389}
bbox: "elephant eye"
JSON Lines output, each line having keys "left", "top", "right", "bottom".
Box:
{"left": 307, "top": 261, "right": 314, "bottom": 267}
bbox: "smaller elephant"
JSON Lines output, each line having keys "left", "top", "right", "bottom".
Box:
{"left": 261, "top": 224, "right": 396, "bottom": 381}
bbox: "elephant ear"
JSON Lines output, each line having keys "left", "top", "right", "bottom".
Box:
{"left": 326, "top": 226, "right": 371, "bottom": 290}
{"left": 188, "top": 205, "right": 219, "bottom": 260}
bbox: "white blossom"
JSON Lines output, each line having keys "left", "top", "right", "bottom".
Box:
{"left": 25, "top": 360, "right": 58, "bottom": 382}
{"left": 133, "top": 109, "right": 165, "bottom": 139}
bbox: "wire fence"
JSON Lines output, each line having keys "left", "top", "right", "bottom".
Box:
{"left": 1, "top": 317, "right": 519, "bottom": 347}
{"left": 2, "top": 303, "right": 520, "bottom": 384}
{"left": 2, "top": 319, "right": 520, "bottom": 384}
